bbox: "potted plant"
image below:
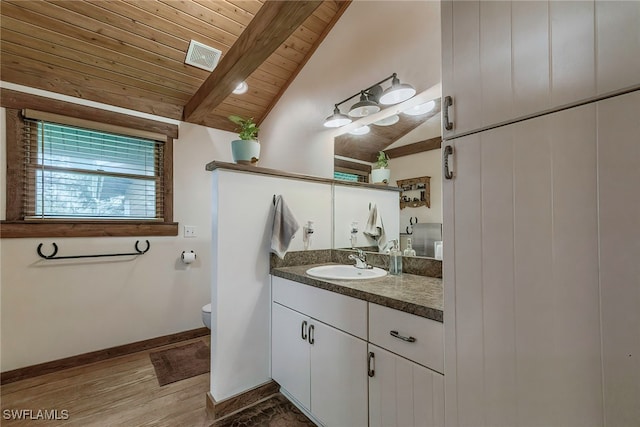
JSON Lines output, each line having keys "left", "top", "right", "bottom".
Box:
{"left": 229, "top": 115, "right": 260, "bottom": 165}
{"left": 371, "top": 151, "right": 391, "bottom": 184}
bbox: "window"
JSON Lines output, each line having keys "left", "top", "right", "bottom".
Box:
{"left": 24, "top": 120, "right": 163, "bottom": 220}
{"left": 2, "top": 100, "right": 178, "bottom": 238}
{"left": 334, "top": 171, "right": 364, "bottom": 182}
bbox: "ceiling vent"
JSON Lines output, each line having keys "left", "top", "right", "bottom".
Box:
{"left": 185, "top": 40, "right": 222, "bottom": 72}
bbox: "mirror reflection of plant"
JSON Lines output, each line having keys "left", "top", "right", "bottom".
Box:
{"left": 375, "top": 151, "right": 389, "bottom": 168}
{"left": 228, "top": 115, "right": 259, "bottom": 141}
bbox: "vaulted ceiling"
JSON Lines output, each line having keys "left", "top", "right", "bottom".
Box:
{"left": 0, "top": 0, "right": 350, "bottom": 132}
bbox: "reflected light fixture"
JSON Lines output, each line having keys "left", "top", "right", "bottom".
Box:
{"left": 233, "top": 81, "right": 248, "bottom": 94}
{"left": 323, "top": 73, "right": 414, "bottom": 128}
{"left": 373, "top": 115, "right": 400, "bottom": 126}
{"left": 404, "top": 100, "right": 436, "bottom": 116}
{"left": 348, "top": 91, "right": 380, "bottom": 117}
{"left": 379, "top": 74, "right": 416, "bottom": 105}
{"left": 324, "top": 105, "right": 352, "bottom": 128}
{"left": 349, "top": 125, "right": 370, "bottom": 135}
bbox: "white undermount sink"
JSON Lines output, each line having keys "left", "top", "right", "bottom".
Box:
{"left": 306, "top": 264, "right": 387, "bottom": 280}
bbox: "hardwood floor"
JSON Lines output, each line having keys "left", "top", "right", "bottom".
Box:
{"left": 1, "top": 336, "right": 212, "bottom": 426}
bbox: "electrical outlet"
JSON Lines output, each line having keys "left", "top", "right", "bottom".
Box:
{"left": 184, "top": 225, "right": 197, "bottom": 238}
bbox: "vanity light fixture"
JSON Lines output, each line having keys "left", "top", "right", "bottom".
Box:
{"left": 323, "top": 73, "right": 414, "bottom": 127}
{"left": 233, "top": 81, "right": 248, "bottom": 95}
{"left": 379, "top": 74, "right": 416, "bottom": 105}
{"left": 324, "top": 106, "right": 352, "bottom": 128}
{"left": 404, "top": 100, "right": 436, "bottom": 116}
{"left": 349, "top": 125, "right": 371, "bottom": 135}
{"left": 348, "top": 91, "right": 381, "bottom": 118}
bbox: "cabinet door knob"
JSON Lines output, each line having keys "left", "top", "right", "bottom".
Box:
{"left": 390, "top": 330, "right": 417, "bottom": 343}
{"left": 368, "top": 351, "right": 375, "bottom": 377}
{"left": 301, "top": 320, "right": 307, "bottom": 341}
{"left": 308, "top": 324, "right": 315, "bottom": 344}
{"left": 443, "top": 95, "right": 454, "bottom": 131}
{"left": 443, "top": 145, "right": 454, "bottom": 180}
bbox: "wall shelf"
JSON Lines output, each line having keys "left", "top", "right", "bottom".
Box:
{"left": 397, "top": 176, "right": 430, "bottom": 209}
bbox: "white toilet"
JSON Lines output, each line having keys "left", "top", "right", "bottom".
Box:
{"left": 201, "top": 303, "right": 212, "bottom": 330}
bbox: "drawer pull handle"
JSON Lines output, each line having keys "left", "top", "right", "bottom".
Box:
{"left": 308, "top": 324, "right": 315, "bottom": 345}
{"left": 301, "top": 320, "right": 307, "bottom": 341}
{"left": 443, "top": 95, "right": 454, "bottom": 131}
{"left": 390, "top": 330, "right": 416, "bottom": 343}
{"left": 443, "top": 145, "right": 454, "bottom": 180}
{"left": 368, "top": 351, "right": 375, "bottom": 377}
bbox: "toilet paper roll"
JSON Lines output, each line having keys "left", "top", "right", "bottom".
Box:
{"left": 181, "top": 251, "right": 196, "bottom": 264}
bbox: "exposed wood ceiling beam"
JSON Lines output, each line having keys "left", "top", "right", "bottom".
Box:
{"left": 258, "top": 1, "right": 352, "bottom": 125}
{"left": 183, "top": 0, "right": 323, "bottom": 125}
{"left": 385, "top": 137, "right": 442, "bottom": 159}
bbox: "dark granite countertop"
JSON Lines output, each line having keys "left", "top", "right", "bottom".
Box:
{"left": 271, "top": 263, "right": 443, "bottom": 322}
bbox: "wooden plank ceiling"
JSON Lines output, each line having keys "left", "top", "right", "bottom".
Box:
{"left": 0, "top": 0, "right": 350, "bottom": 131}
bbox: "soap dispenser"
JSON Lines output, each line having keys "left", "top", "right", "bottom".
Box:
{"left": 389, "top": 240, "right": 403, "bottom": 276}
{"left": 403, "top": 237, "right": 416, "bottom": 257}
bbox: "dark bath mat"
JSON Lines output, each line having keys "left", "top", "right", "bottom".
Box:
{"left": 149, "top": 341, "right": 210, "bottom": 386}
{"left": 211, "top": 394, "right": 316, "bottom": 427}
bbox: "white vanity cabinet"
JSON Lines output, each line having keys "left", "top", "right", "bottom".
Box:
{"left": 271, "top": 277, "right": 368, "bottom": 427}
{"left": 368, "top": 304, "right": 444, "bottom": 427}
{"left": 441, "top": 0, "right": 640, "bottom": 138}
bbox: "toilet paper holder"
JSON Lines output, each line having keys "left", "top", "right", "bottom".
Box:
{"left": 181, "top": 250, "right": 197, "bottom": 264}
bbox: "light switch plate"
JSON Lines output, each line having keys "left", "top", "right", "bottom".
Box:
{"left": 184, "top": 225, "right": 197, "bottom": 238}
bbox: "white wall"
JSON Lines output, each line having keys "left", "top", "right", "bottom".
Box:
{"left": 211, "top": 169, "right": 332, "bottom": 401}
{"left": 0, "top": 0, "right": 443, "bottom": 373}
{"left": 390, "top": 149, "right": 443, "bottom": 230}
{"left": 0, "top": 86, "right": 236, "bottom": 371}
{"left": 259, "top": 0, "right": 441, "bottom": 178}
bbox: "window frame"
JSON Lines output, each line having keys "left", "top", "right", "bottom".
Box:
{"left": 1, "top": 91, "right": 178, "bottom": 238}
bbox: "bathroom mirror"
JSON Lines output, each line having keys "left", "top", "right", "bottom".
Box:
{"left": 333, "top": 91, "right": 443, "bottom": 259}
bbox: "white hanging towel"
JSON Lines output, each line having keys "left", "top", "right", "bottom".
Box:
{"left": 363, "top": 203, "right": 387, "bottom": 251}
{"left": 270, "top": 195, "right": 300, "bottom": 259}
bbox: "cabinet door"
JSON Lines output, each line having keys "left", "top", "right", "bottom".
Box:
{"left": 441, "top": 0, "right": 481, "bottom": 138}
{"left": 369, "top": 344, "right": 444, "bottom": 427}
{"left": 596, "top": 1, "right": 640, "bottom": 94}
{"left": 310, "top": 321, "right": 368, "bottom": 427}
{"left": 597, "top": 90, "right": 640, "bottom": 426}
{"left": 271, "top": 302, "right": 311, "bottom": 409}
{"left": 441, "top": 0, "right": 639, "bottom": 138}
{"left": 444, "top": 101, "right": 605, "bottom": 426}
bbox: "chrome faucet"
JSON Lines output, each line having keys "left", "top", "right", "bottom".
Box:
{"left": 348, "top": 249, "right": 372, "bottom": 269}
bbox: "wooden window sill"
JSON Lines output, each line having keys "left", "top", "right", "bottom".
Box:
{"left": 0, "top": 221, "right": 179, "bottom": 238}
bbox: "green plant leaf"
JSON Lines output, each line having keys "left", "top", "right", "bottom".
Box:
{"left": 228, "top": 115, "right": 243, "bottom": 125}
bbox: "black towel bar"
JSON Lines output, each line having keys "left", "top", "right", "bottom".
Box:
{"left": 37, "top": 240, "right": 150, "bottom": 260}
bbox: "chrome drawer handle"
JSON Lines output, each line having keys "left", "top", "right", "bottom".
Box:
{"left": 390, "top": 330, "right": 416, "bottom": 343}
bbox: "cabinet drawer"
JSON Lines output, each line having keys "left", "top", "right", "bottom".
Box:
{"left": 369, "top": 303, "right": 443, "bottom": 373}
{"left": 272, "top": 276, "right": 367, "bottom": 340}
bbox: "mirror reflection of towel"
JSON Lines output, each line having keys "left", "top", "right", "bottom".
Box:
{"left": 363, "top": 204, "right": 386, "bottom": 251}
{"left": 270, "top": 195, "right": 300, "bottom": 259}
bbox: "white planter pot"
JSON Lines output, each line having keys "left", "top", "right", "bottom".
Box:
{"left": 231, "top": 140, "right": 260, "bottom": 165}
{"left": 371, "top": 167, "right": 391, "bottom": 185}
